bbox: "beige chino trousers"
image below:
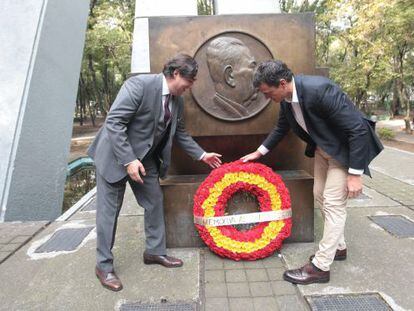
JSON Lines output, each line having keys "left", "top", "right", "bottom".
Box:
{"left": 311, "top": 147, "right": 348, "bottom": 271}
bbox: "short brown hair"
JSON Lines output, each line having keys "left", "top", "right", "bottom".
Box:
{"left": 253, "top": 60, "right": 293, "bottom": 88}
{"left": 163, "top": 53, "right": 198, "bottom": 80}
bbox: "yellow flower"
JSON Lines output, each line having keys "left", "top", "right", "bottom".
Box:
{"left": 200, "top": 172, "right": 287, "bottom": 254}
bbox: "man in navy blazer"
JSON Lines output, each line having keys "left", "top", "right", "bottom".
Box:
{"left": 242, "top": 60, "right": 382, "bottom": 285}
{"left": 88, "top": 54, "right": 222, "bottom": 291}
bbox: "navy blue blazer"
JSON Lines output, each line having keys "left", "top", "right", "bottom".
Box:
{"left": 262, "top": 75, "right": 383, "bottom": 176}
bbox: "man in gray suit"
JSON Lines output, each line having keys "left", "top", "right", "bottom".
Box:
{"left": 88, "top": 54, "right": 222, "bottom": 291}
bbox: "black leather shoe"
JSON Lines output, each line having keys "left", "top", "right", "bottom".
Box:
{"left": 95, "top": 266, "right": 123, "bottom": 291}
{"left": 143, "top": 252, "right": 183, "bottom": 268}
{"left": 283, "top": 263, "right": 330, "bottom": 285}
{"left": 309, "top": 249, "right": 347, "bottom": 262}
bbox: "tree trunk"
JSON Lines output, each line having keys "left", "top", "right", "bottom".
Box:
{"left": 102, "top": 48, "right": 111, "bottom": 113}
{"left": 77, "top": 79, "right": 84, "bottom": 126}
{"left": 401, "top": 86, "right": 412, "bottom": 134}
{"left": 88, "top": 54, "right": 102, "bottom": 123}
{"left": 89, "top": 104, "right": 96, "bottom": 127}
{"left": 379, "top": 93, "right": 388, "bottom": 112}
{"left": 395, "top": 45, "right": 411, "bottom": 133}
{"left": 354, "top": 89, "right": 366, "bottom": 112}
{"left": 391, "top": 80, "right": 401, "bottom": 118}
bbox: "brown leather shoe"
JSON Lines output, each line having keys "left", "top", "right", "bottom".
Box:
{"left": 143, "top": 253, "right": 183, "bottom": 268}
{"left": 95, "top": 267, "right": 123, "bottom": 291}
{"left": 283, "top": 263, "right": 330, "bottom": 285}
{"left": 309, "top": 248, "right": 347, "bottom": 262}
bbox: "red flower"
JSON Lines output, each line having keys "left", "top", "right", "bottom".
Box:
{"left": 193, "top": 161, "right": 292, "bottom": 261}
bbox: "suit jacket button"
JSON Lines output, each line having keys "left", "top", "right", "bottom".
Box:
{"left": 148, "top": 144, "right": 151, "bottom": 147}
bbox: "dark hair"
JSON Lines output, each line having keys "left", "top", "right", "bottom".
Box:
{"left": 253, "top": 60, "right": 293, "bottom": 88}
{"left": 163, "top": 53, "right": 198, "bottom": 80}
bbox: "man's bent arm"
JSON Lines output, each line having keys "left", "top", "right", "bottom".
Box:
{"left": 174, "top": 104, "right": 205, "bottom": 160}
{"left": 260, "top": 104, "right": 291, "bottom": 152}
{"left": 105, "top": 79, "right": 144, "bottom": 165}
{"left": 317, "top": 82, "right": 369, "bottom": 172}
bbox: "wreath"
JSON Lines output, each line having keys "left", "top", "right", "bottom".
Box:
{"left": 193, "top": 161, "right": 292, "bottom": 261}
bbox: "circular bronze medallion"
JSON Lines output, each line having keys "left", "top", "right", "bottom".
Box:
{"left": 191, "top": 32, "right": 273, "bottom": 122}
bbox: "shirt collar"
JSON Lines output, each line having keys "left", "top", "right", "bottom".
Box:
{"left": 285, "top": 77, "right": 298, "bottom": 103}
{"left": 292, "top": 77, "right": 299, "bottom": 103}
{"left": 162, "top": 75, "right": 170, "bottom": 96}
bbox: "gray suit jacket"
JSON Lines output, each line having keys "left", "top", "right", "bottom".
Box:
{"left": 88, "top": 73, "right": 205, "bottom": 183}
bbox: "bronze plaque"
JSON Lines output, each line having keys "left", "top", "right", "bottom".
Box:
{"left": 147, "top": 13, "right": 317, "bottom": 137}
{"left": 191, "top": 32, "right": 273, "bottom": 121}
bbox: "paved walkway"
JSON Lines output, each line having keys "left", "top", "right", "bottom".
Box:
{"left": 203, "top": 251, "right": 307, "bottom": 310}
{"left": 1, "top": 146, "right": 414, "bottom": 310}
{"left": 279, "top": 147, "right": 414, "bottom": 311}
{"left": 0, "top": 221, "right": 49, "bottom": 264}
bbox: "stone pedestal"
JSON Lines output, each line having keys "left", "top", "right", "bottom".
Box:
{"left": 131, "top": 0, "right": 197, "bottom": 73}
{"left": 162, "top": 170, "right": 313, "bottom": 248}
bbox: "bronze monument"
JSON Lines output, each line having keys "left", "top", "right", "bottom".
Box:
{"left": 140, "top": 13, "right": 321, "bottom": 247}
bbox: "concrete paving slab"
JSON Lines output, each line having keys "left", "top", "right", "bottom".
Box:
{"left": 0, "top": 221, "right": 49, "bottom": 263}
{"left": 275, "top": 294, "right": 308, "bottom": 311}
{"left": 0, "top": 221, "right": 49, "bottom": 239}
{"left": 252, "top": 296, "right": 279, "bottom": 311}
{"left": 205, "top": 297, "right": 229, "bottom": 311}
{"left": 370, "top": 147, "right": 414, "bottom": 185}
{"left": 228, "top": 297, "right": 254, "bottom": 310}
{"left": 249, "top": 281, "right": 273, "bottom": 297}
{"left": 0, "top": 215, "right": 200, "bottom": 310}
{"left": 70, "top": 184, "right": 144, "bottom": 221}
{"left": 347, "top": 186, "right": 401, "bottom": 208}
{"left": 281, "top": 206, "right": 414, "bottom": 311}
{"left": 363, "top": 170, "right": 414, "bottom": 206}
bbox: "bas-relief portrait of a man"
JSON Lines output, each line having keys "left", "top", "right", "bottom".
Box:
{"left": 191, "top": 33, "right": 272, "bottom": 122}
{"left": 206, "top": 37, "right": 258, "bottom": 119}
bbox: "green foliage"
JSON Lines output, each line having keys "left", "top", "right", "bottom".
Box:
{"left": 76, "top": 0, "right": 135, "bottom": 124}
{"left": 377, "top": 128, "right": 396, "bottom": 140}
{"left": 280, "top": 0, "right": 414, "bottom": 122}
{"left": 198, "top": 0, "right": 214, "bottom": 15}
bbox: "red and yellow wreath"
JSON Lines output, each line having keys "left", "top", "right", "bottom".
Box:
{"left": 193, "top": 161, "right": 292, "bottom": 261}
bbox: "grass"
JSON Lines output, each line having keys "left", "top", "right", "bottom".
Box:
{"left": 377, "top": 127, "right": 395, "bottom": 140}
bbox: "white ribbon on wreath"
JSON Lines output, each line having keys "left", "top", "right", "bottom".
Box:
{"left": 194, "top": 209, "right": 292, "bottom": 227}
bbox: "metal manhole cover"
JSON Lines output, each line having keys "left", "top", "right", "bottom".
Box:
{"left": 120, "top": 302, "right": 196, "bottom": 311}
{"left": 307, "top": 293, "right": 392, "bottom": 311}
{"left": 82, "top": 198, "right": 97, "bottom": 211}
{"left": 369, "top": 215, "right": 414, "bottom": 238}
{"left": 35, "top": 227, "right": 94, "bottom": 253}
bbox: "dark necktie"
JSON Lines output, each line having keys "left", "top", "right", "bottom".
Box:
{"left": 164, "top": 94, "right": 171, "bottom": 124}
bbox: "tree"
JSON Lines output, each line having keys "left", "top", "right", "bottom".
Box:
{"left": 280, "top": 0, "right": 413, "bottom": 126}
{"left": 382, "top": 0, "right": 414, "bottom": 132}
{"left": 76, "top": 0, "right": 135, "bottom": 125}
{"left": 198, "top": 0, "right": 214, "bottom": 15}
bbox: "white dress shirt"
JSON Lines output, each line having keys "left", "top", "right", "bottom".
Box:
{"left": 161, "top": 75, "right": 173, "bottom": 125}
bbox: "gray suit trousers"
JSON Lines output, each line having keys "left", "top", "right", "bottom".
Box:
{"left": 96, "top": 157, "right": 166, "bottom": 272}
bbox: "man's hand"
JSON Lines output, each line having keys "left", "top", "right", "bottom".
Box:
{"left": 126, "top": 159, "right": 146, "bottom": 184}
{"left": 347, "top": 174, "right": 362, "bottom": 198}
{"left": 240, "top": 150, "right": 262, "bottom": 163}
{"left": 202, "top": 152, "right": 222, "bottom": 169}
